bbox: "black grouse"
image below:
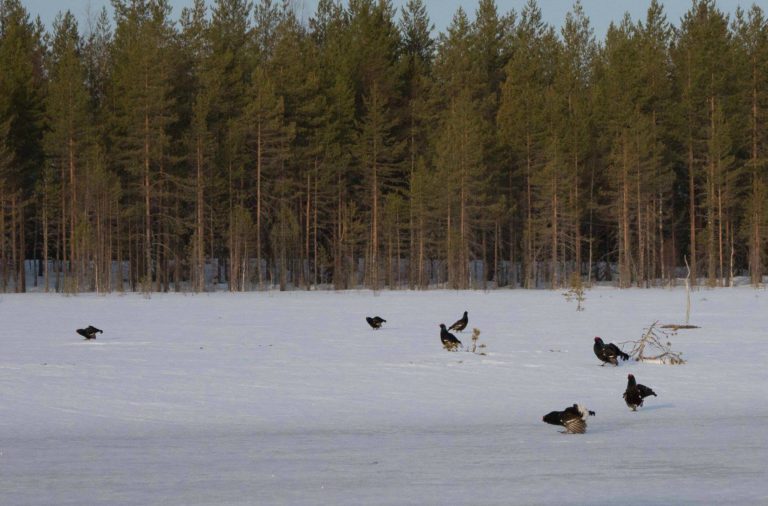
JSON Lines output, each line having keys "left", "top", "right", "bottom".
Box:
{"left": 448, "top": 311, "right": 469, "bottom": 332}
{"left": 623, "top": 373, "right": 657, "bottom": 411}
{"left": 542, "top": 404, "right": 596, "bottom": 434}
{"left": 593, "top": 336, "right": 630, "bottom": 366}
{"left": 77, "top": 325, "right": 103, "bottom": 340}
{"left": 366, "top": 316, "right": 386, "bottom": 329}
{"left": 439, "top": 323, "right": 462, "bottom": 350}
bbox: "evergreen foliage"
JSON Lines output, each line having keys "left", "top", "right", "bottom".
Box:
{"left": 0, "top": 0, "right": 767, "bottom": 292}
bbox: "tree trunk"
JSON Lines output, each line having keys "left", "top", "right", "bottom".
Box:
{"left": 144, "top": 112, "right": 152, "bottom": 288}
{"left": 525, "top": 133, "right": 534, "bottom": 288}
{"left": 194, "top": 136, "right": 205, "bottom": 292}
{"left": 305, "top": 172, "right": 311, "bottom": 290}
{"left": 551, "top": 174, "right": 558, "bottom": 288}
{"left": 688, "top": 139, "right": 696, "bottom": 286}
{"left": 621, "top": 132, "right": 631, "bottom": 288}
{"left": 313, "top": 161, "right": 319, "bottom": 287}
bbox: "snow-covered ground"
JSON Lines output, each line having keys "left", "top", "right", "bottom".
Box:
{"left": 1, "top": 287, "right": 766, "bottom": 505}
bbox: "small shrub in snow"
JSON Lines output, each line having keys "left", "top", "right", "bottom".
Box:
{"left": 562, "top": 273, "right": 585, "bottom": 311}
{"left": 468, "top": 328, "right": 487, "bottom": 356}
{"left": 140, "top": 276, "right": 152, "bottom": 299}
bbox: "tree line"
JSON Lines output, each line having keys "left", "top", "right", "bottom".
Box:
{"left": 0, "top": 0, "right": 766, "bottom": 292}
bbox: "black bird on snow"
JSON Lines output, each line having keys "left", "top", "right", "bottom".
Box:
{"left": 366, "top": 316, "right": 386, "bottom": 330}
{"left": 77, "top": 325, "right": 103, "bottom": 340}
{"left": 439, "top": 323, "right": 462, "bottom": 350}
{"left": 448, "top": 311, "right": 469, "bottom": 332}
{"left": 623, "top": 374, "right": 657, "bottom": 411}
{"left": 593, "top": 336, "right": 630, "bottom": 366}
{"left": 542, "top": 404, "right": 596, "bottom": 434}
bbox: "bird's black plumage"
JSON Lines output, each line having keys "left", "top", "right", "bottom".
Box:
{"left": 439, "top": 323, "right": 462, "bottom": 350}
{"left": 623, "top": 374, "right": 657, "bottom": 411}
{"left": 542, "top": 404, "right": 596, "bottom": 434}
{"left": 76, "top": 325, "right": 103, "bottom": 340}
{"left": 366, "top": 316, "right": 386, "bottom": 329}
{"left": 593, "top": 336, "right": 630, "bottom": 366}
{"left": 448, "top": 311, "right": 469, "bottom": 332}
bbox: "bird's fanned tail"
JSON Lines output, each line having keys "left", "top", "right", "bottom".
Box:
{"left": 563, "top": 418, "right": 586, "bottom": 434}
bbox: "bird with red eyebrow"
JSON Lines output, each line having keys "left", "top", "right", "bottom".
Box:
{"left": 593, "top": 336, "right": 629, "bottom": 366}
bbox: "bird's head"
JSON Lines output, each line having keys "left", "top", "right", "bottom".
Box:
{"left": 464, "top": 311, "right": 468, "bottom": 316}
{"left": 439, "top": 323, "right": 446, "bottom": 329}
{"left": 594, "top": 336, "right": 603, "bottom": 344}
{"left": 627, "top": 374, "right": 636, "bottom": 386}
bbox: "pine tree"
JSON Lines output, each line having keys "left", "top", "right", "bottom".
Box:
{"left": 356, "top": 79, "right": 402, "bottom": 290}
{"left": 109, "top": 0, "right": 177, "bottom": 290}
{"left": 673, "top": 0, "right": 736, "bottom": 286}
{"left": 82, "top": 8, "right": 119, "bottom": 292}
{"left": 44, "top": 11, "right": 93, "bottom": 291}
{"left": 400, "top": 0, "right": 435, "bottom": 288}
{"left": 636, "top": 0, "right": 675, "bottom": 284}
{"left": 206, "top": 0, "right": 253, "bottom": 291}
{"left": 734, "top": 6, "right": 768, "bottom": 285}
{"left": 179, "top": 0, "right": 211, "bottom": 292}
{"left": 310, "top": 0, "right": 356, "bottom": 288}
{"left": 435, "top": 87, "right": 489, "bottom": 288}
{"left": 433, "top": 8, "right": 493, "bottom": 288}
{"left": 246, "top": 65, "right": 293, "bottom": 288}
{"left": 498, "top": 0, "right": 555, "bottom": 287}
{"left": 557, "top": 0, "right": 596, "bottom": 286}
{"left": 269, "top": 8, "right": 324, "bottom": 289}
{"left": 347, "top": 0, "right": 404, "bottom": 289}
{"left": 0, "top": 0, "right": 46, "bottom": 291}
{"left": 472, "top": 0, "right": 513, "bottom": 287}
{"left": 600, "top": 17, "right": 638, "bottom": 287}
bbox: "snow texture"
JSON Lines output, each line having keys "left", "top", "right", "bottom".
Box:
{"left": 1, "top": 287, "right": 767, "bottom": 505}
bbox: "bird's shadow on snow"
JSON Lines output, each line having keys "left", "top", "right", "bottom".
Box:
{"left": 638, "top": 403, "right": 675, "bottom": 412}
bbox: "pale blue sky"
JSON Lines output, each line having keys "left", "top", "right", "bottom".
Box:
{"left": 22, "top": 0, "right": 754, "bottom": 36}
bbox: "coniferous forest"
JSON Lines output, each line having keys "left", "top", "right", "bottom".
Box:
{"left": 0, "top": 0, "right": 767, "bottom": 292}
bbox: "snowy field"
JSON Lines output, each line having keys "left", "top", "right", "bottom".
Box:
{"left": 1, "top": 286, "right": 767, "bottom": 505}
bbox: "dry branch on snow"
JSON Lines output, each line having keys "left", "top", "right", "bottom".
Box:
{"left": 623, "top": 321, "right": 686, "bottom": 365}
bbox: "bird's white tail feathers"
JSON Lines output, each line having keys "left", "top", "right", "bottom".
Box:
{"left": 575, "top": 404, "right": 591, "bottom": 421}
